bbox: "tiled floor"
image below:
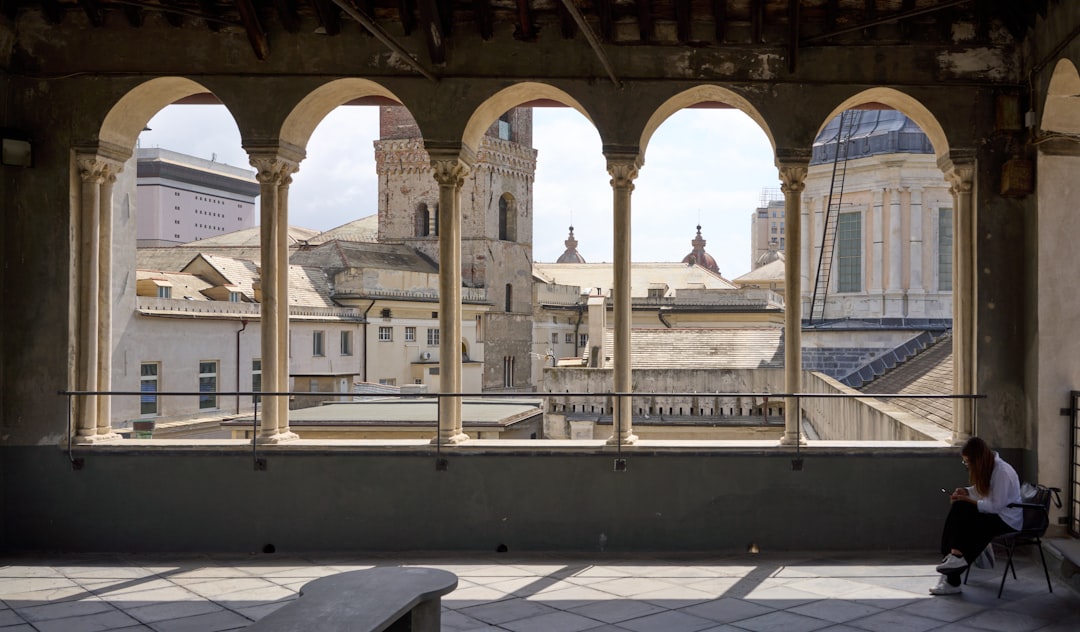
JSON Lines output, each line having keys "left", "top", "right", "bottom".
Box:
{"left": 1, "top": 550, "right": 1078, "bottom": 631}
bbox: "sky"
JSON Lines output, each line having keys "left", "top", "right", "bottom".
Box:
{"left": 139, "top": 104, "right": 778, "bottom": 279}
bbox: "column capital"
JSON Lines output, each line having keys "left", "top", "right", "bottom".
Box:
{"left": 75, "top": 152, "right": 126, "bottom": 184}
{"left": 937, "top": 151, "right": 976, "bottom": 193}
{"left": 249, "top": 154, "right": 300, "bottom": 186}
{"left": 430, "top": 156, "right": 471, "bottom": 187}
{"left": 778, "top": 163, "right": 808, "bottom": 194}
{"left": 604, "top": 154, "right": 642, "bottom": 190}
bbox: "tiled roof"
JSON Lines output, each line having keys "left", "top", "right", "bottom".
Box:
{"left": 190, "top": 254, "right": 260, "bottom": 299}
{"left": 290, "top": 240, "right": 438, "bottom": 274}
{"left": 135, "top": 270, "right": 213, "bottom": 300}
{"left": 309, "top": 216, "right": 379, "bottom": 244}
{"left": 186, "top": 225, "right": 321, "bottom": 247}
{"left": 859, "top": 332, "right": 953, "bottom": 431}
{"left": 287, "top": 265, "right": 336, "bottom": 308}
{"left": 137, "top": 246, "right": 263, "bottom": 272}
{"left": 534, "top": 262, "right": 736, "bottom": 297}
{"left": 733, "top": 258, "right": 786, "bottom": 285}
{"left": 601, "top": 328, "right": 784, "bottom": 369}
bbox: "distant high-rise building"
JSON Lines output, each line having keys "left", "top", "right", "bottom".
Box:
{"left": 135, "top": 148, "right": 259, "bottom": 247}
{"left": 749, "top": 189, "right": 786, "bottom": 270}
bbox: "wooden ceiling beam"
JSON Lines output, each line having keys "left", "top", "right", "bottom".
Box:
{"left": 556, "top": 0, "right": 576, "bottom": 39}
{"left": 477, "top": 0, "right": 494, "bottom": 40}
{"left": 862, "top": 0, "right": 876, "bottom": 40}
{"left": 233, "top": 0, "right": 270, "bottom": 60}
{"left": 636, "top": 0, "right": 652, "bottom": 43}
{"left": 199, "top": 0, "right": 223, "bottom": 32}
{"left": 899, "top": 0, "right": 914, "bottom": 39}
{"left": 159, "top": 0, "right": 186, "bottom": 27}
{"left": 417, "top": 0, "right": 446, "bottom": 64}
{"left": 514, "top": 0, "right": 535, "bottom": 41}
{"left": 272, "top": 0, "right": 301, "bottom": 33}
{"left": 39, "top": 0, "right": 65, "bottom": 24}
{"left": 397, "top": 0, "right": 416, "bottom": 35}
{"left": 122, "top": 3, "right": 144, "bottom": 26}
{"left": 675, "top": 0, "right": 691, "bottom": 43}
{"left": 312, "top": 0, "right": 342, "bottom": 36}
{"left": 76, "top": 0, "right": 104, "bottom": 26}
{"left": 787, "top": 0, "right": 798, "bottom": 72}
{"left": 598, "top": 0, "right": 613, "bottom": 42}
{"left": 711, "top": 0, "right": 726, "bottom": 42}
{"left": 750, "top": 0, "right": 763, "bottom": 44}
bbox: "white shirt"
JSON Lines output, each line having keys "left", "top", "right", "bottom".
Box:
{"left": 966, "top": 452, "right": 1022, "bottom": 530}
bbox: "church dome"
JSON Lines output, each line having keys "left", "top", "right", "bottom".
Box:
{"left": 556, "top": 226, "right": 586, "bottom": 263}
{"left": 756, "top": 248, "right": 785, "bottom": 267}
{"left": 681, "top": 225, "right": 720, "bottom": 274}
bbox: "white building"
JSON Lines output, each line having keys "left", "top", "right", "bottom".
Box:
{"left": 135, "top": 148, "right": 259, "bottom": 247}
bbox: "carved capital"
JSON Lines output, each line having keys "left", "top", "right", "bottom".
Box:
{"left": 606, "top": 158, "right": 641, "bottom": 190}
{"left": 778, "top": 163, "right": 808, "bottom": 194}
{"left": 249, "top": 155, "right": 300, "bottom": 187}
{"left": 944, "top": 162, "right": 975, "bottom": 195}
{"left": 430, "top": 158, "right": 470, "bottom": 187}
{"left": 76, "top": 155, "right": 124, "bottom": 185}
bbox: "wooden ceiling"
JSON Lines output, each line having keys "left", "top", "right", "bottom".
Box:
{"left": 0, "top": 0, "right": 1052, "bottom": 66}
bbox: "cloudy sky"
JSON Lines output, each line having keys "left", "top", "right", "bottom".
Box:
{"left": 140, "top": 104, "right": 778, "bottom": 279}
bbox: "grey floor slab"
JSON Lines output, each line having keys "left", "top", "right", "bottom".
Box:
{"left": 0, "top": 550, "right": 1077, "bottom": 631}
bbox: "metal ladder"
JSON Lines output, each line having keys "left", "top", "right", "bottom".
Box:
{"left": 809, "top": 109, "right": 863, "bottom": 323}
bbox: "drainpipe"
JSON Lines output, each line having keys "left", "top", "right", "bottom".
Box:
{"left": 657, "top": 308, "right": 673, "bottom": 329}
{"left": 361, "top": 300, "right": 376, "bottom": 383}
{"left": 235, "top": 319, "right": 247, "bottom": 414}
{"left": 572, "top": 302, "right": 585, "bottom": 356}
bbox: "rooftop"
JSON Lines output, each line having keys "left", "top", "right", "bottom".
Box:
{"left": 2, "top": 549, "right": 1077, "bottom": 631}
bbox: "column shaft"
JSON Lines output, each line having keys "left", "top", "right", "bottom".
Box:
{"left": 780, "top": 163, "right": 807, "bottom": 446}
{"left": 606, "top": 156, "right": 640, "bottom": 445}
{"left": 275, "top": 176, "right": 293, "bottom": 438}
{"left": 96, "top": 167, "right": 122, "bottom": 439}
{"left": 946, "top": 162, "right": 976, "bottom": 444}
{"left": 432, "top": 155, "right": 469, "bottom": 445}
{"left": 75, "top": 157, "right": 103, "bottom": 439}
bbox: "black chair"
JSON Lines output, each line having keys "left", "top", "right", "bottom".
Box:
{"left": 965, "top": 484, "right": 1063, "bottom": 598}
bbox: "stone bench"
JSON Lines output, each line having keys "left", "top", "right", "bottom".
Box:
{"left": 248, "top": 567, "right": 458, "bottom": 632}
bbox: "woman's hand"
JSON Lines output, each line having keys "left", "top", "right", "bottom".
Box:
{"left": 950, "top": 488, "right": 974, "bottom": 503}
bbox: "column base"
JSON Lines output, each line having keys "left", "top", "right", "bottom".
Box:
{"left": 255, "top": 431, "right": 300, "bottom": 445}
{"left": 72, "top": 432, "right": 124, "bottom": 445}
{"left": 780, "top": 433, "right": 805, "bottom": 446}
{"left": 432, "top": 433, "right": 470, "bottom": 446}
{"left": 606, "top": 433, "right": 638, "bottom": 446}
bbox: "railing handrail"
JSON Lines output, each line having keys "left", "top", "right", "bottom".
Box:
{"left": 59, "top": 389, "right": 986, "bottom": 399}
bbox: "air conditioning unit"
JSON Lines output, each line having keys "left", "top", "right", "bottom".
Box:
{"left": 421, "top": 351, "right": 432, "bottom": 360}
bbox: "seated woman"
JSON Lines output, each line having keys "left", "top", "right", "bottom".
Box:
{"left": 931, "top": 436, "right": 1022, "bottom": 595}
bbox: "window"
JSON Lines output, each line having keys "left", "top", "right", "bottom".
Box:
{"left": 228, "top": 291, "right": 241, "bottom": 302}
{"left": 404, "top": 326, "right": 416, "bottom": 342}
{"left": 157, "top": 285, "right": 171, "bottom": 299}
{"left": 198, "top": 361, "right": 217, "bottom": 410}
{"left": 139, "top": 362, "right": 159, "bottom": 416}
{"left": 498, "top": 112, "right": 511, "bottom": 140}
{"left": 579, "top": 333, "right": 588, "bottom": 348}
{"left": 648, "top": 288, "right": 664, "bottom": 299}
{"left": 378, "top": 326, "right": 392, "bottom": 342}
{"left": 416, "top": 204, "right": 431, "bottom": 237}
{"left": 505, "top": 283, "right": 513, "bottom": 312}
{"left": 938, "top": 208, "right": 953, "bottom": 292}
{"left": 836, "top": 212, "right": 862, "bottom": 293}
{"left": 378, "top": 378, "right": 397, "bottom": 386}
{"left": 551, "top": 332, "right": 559, "bottom": 346}
{"left": 251, "top": 359, "right": 261, "bottom": 403}
{"left": 427, "top": 328, "right": 440, "bottom": 346}
{"left": 503, "top": 355, "right": 515, "bottom": 388}
{"left": 341, "top": 331, "right": 353, "bottom": 355}
{"left": 498, "top": 195, "right": 516, "bottom": 241}
{"left": 313, "top": 331, "right": 325, "bottom": 356}
{"left": 475, "top": 315, "right": 484, "bottom": 342}
{"left": 565, "top": 333, "right": 574, "bottom": 344}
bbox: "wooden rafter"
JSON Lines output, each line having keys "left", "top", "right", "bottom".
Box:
{"left": 273, "top": 0, "right": 301, "bottom": 33}
{"left": 159, "top": 0, "right": 186, "bottom": 27}
{"left": 514, "top": 0, "right": 535, "bottom": 41}
{"left": 122, "top": 4, "right": 145, "bottom": 26}
{"left": 863, "top": 0, "right": 876, "bottom": 40}
{"left": 751, "top": 0, "right": 763, "bottom": 44}
{"left": 199, "top": 0, "right": 223, "bottom": 32}
{"left": 711, "top": 0, "right": 726, "bottom": 42}
{"left": 0, "top": 0, "right": 15, "bottom": 20}
{"left": 76, "top": 0, "right": 104, "bottom": 26}
{"left": 675, "top": 0, "right": 691, "bottom": 42}
{"left": 598, "top": 0, "right": 613, "bottom": 42}
{"left": 826, "top": 0, "right": 838, "bottom": 31}
{"left": 395, "top": 0, "right": 415, "bottom": 34}
{"left": 556, "top": 0, "right": 576, "bottom": 39}
{"left": 477, "top": 0, "right": 494, "bottom": 40}
{"left": 234, "top": 0, "right": 270, "bottom": 60}
{"left": 899, "top": 0, "right": 914, "bottom": 39}
{"left": 39, "top": 0, "right": 65, "bottom": 24}
{"left": 636, "top": 0, "right": 652, "bottom": 43}
{"left": 312, "top": 0, "right": 342, "bottom": 36}
{"left": 417, "top": 0, "right": 446, "bottom": 65}
{"left": 787, "top": 0, "right": 798, "bottom": 72}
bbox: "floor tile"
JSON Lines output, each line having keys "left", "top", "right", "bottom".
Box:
{"left": 616, "top": 609, "right": 716, "bottom": 632}
{"left": 724, "top": 610, "right": 832, "bottom": 632}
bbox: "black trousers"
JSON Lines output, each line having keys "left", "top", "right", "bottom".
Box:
{"left": 940, "top": 500, "right": 1011, "bottom": 569}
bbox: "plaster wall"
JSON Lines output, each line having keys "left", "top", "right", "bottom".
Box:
{"left": 0, "top": 445, "right": 959, "bottom": 554}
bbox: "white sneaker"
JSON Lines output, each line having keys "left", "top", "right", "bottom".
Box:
{"left": 930, "top": 576, "right": 962, "bottom": 596}
{"left": 936, "top": 554, "right": 968, "bottom": 573}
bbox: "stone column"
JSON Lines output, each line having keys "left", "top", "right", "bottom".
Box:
{"left": 800, "top": 195, "right": 812, "bottom": 314}
{"left": 249, "top": 150, "right": 301, "bottom": 443}
{"left": 884, "top": 186, "right": 905, "bottom": 316}
{"left": 908, "top": 188, "right": 926, "bottom": 316}
{"left": 779, "top": 160, "right": 808, "bottom": 446}
{"left": 430, "top": 148, "right": 471, "bottom": 445}
{"left": 605, "top": 152, "right": 642, "bottom": 445}
{"left": 74, "top": 149, "right": 127, "bottom": 443}
{"left": 941, "top": 156, "right": 976, "bottom": 445}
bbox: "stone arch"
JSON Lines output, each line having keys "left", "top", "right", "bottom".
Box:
{"left": 640, "top": 86, "right": 776, "bottom": 160}
{"left": 279, "top": 78, "right": 403, "bottom": 151}
{"left": 461, "top": 82, "right": 595, "bottom": 156}
{"left": 1042, "top": 58, "right": 1080, "bottom": 133}
{"left": 818, "top": 87, "right": 951, "bottom": 160}
{"left": 99, "top": 77, "right": 219, "bottom": 151}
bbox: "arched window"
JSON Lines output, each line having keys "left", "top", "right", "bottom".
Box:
{"left": 415, "top": 204, "right": 430, "bottom": 237}
{"left": 498, "top": 194, "right": 515, "bottom": 241}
